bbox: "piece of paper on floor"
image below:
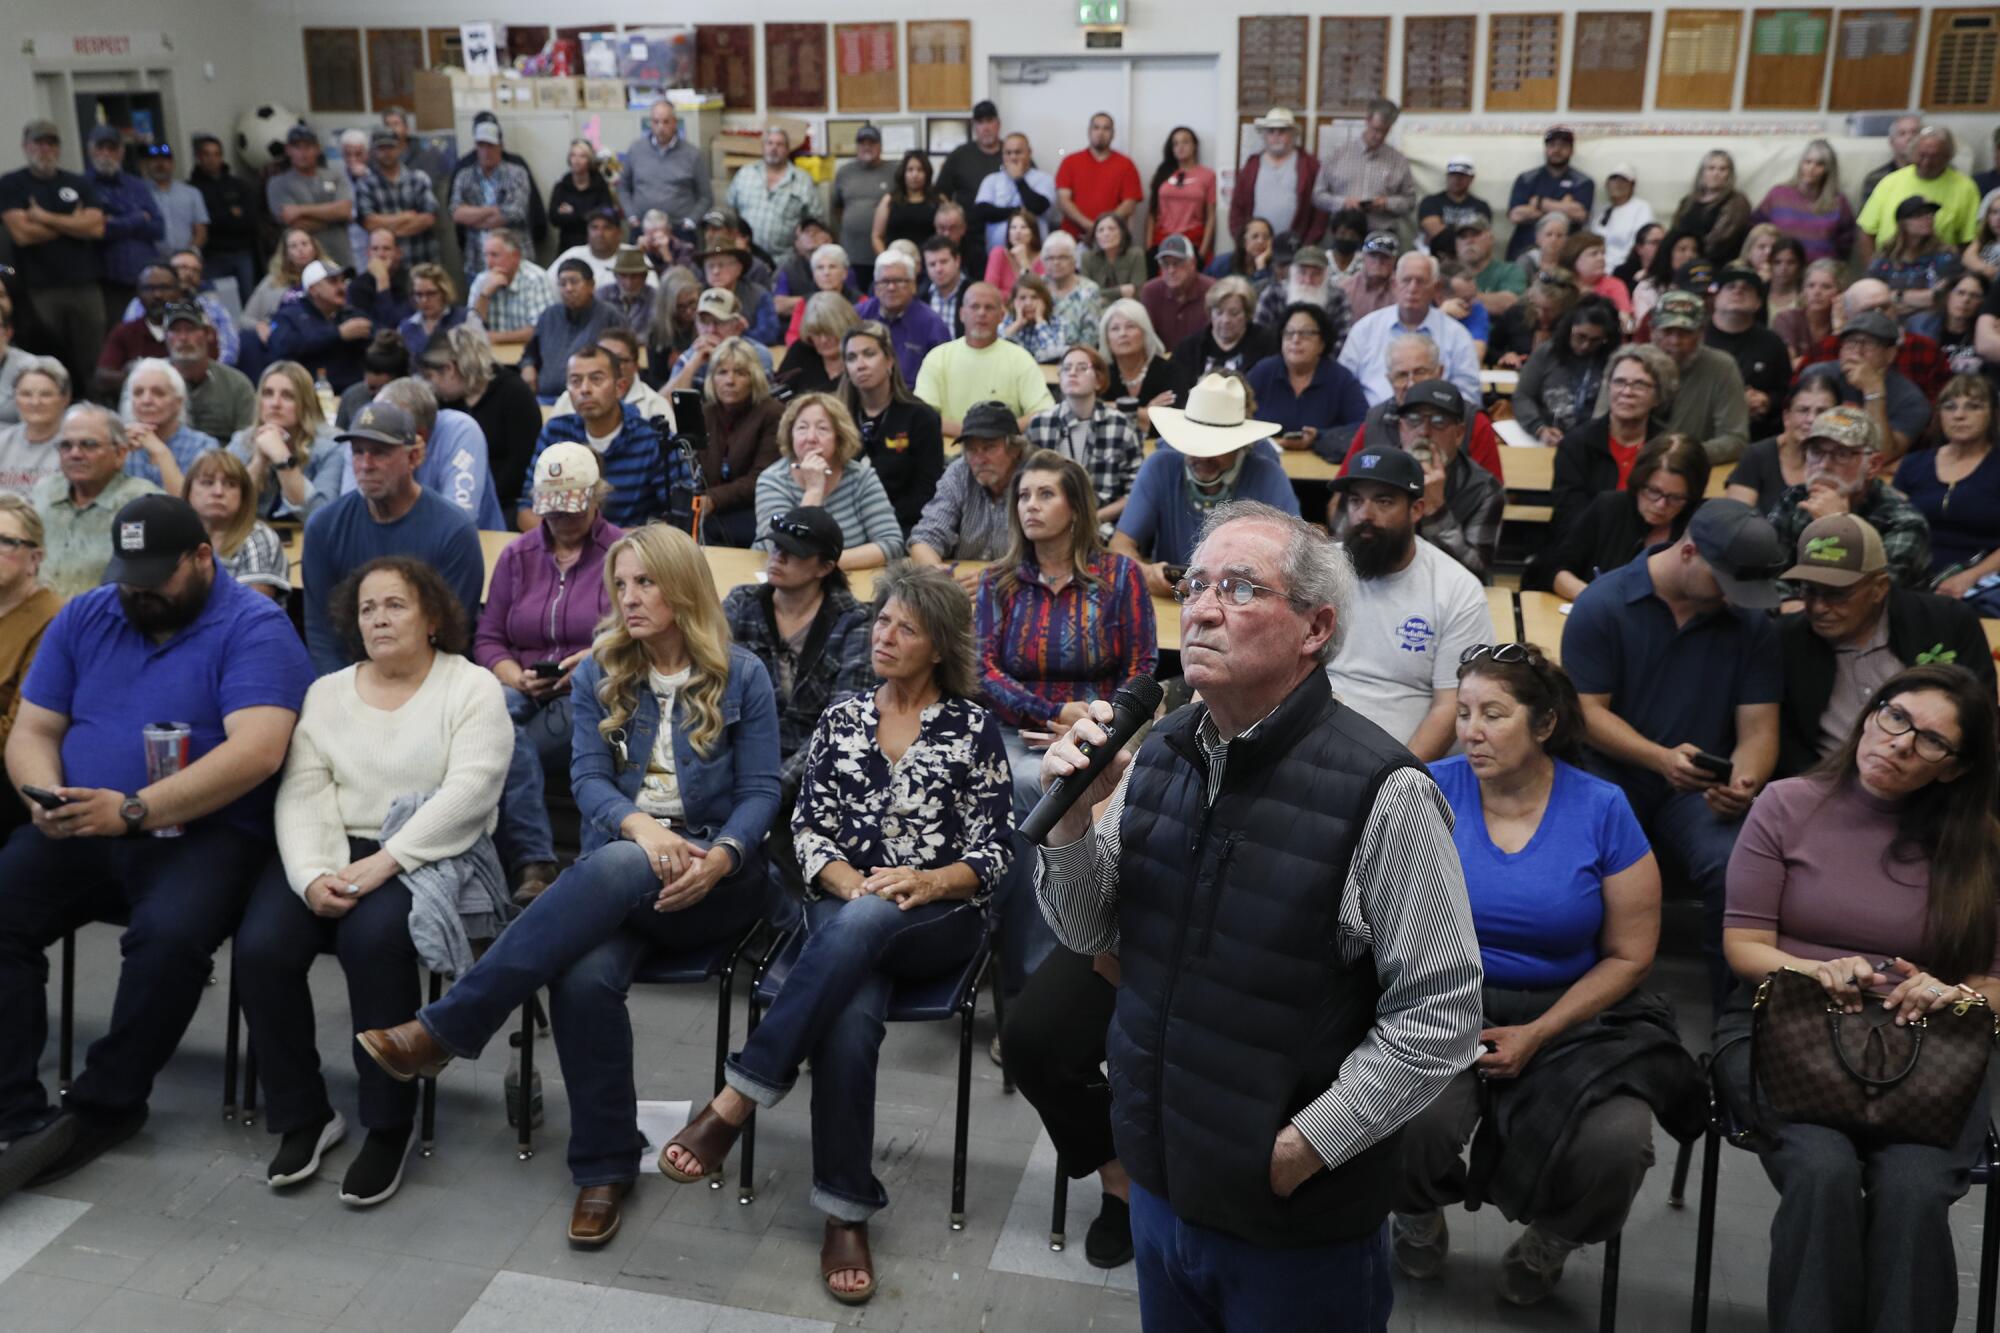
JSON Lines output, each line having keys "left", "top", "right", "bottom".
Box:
{"left": 1494, "top": 417, "right": 1540, "bottom": 448}
{"left": 636, "top": 1099, "right": 694, "bottom": 1174}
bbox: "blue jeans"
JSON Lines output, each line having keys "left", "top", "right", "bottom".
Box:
{"left": 494, "top": 688, "right": 572, "bottom": 871}
{"left": 1128, "top": 1182, "right": 1392, "bottom": 1332}
{"left": 725, "top": 893, "right": 986, "bottom": 1220}
{"left": 419, "top": 838, "right": 765, "bottom": 1185}
{"left": 0, "top": 822, "right": 264, "bottom": 1136}
{"left": 997, "top": 727, "right": 1058, "bottom": 999}
{"left": 1642, "top": 787, "right": 1745, "bottom": 1010}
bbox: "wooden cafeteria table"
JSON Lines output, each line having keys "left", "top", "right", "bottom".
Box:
{"left": 1517, "top": 590, "right": 1570, "bottom": 662}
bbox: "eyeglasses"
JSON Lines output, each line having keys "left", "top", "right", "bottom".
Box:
{"left": 1798, "top": 581, "right": 1862, "bottom": 605}
{"left": 1173, "top": 575, "right": 1307, "bottom": 609}
{"left": 1281, "top": 327, "right": 1322, "bottom": 342}
{"left": 1805, "top": 442, "right": 1867, "bottom": 463}
{"left": 1873, "top": 700, "right": 1959, "bottom": 762}
{"left": 56, "top": 438, "right": 109, "bottom": 453}
{"left": 874, "top": 275, "right": 912, "bottom": 286}
{"left": 1608, "top": 376, "right": 1655, "bottom": 393}
{"left": 1636, "top": 484, "right": 1690, "bottom": 508}
{"left": 1460, "top": 642, "right": 1530, "bottom": 666}
{"left": 1398, "top": 413, "right": 1457, "bottom": 432}
{"left": 0, "top": 535, "right": 39, "bottom": 553}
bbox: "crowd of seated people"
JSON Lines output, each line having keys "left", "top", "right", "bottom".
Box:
{"left": 4, "top": 95, "right": 2000, "bottom": 1331}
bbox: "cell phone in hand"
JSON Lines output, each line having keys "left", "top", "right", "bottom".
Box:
{"left": 20, "top": 785, "right": 70, "bottom": 811}
{"left": 1690, "top": 750, "right": 1733, "bottom": 780}
{"left": 1162, "top": 564, "right": 1188, "bottom": 585}
{"left": 528, "top": 661, "right": 565, "bottom": 679}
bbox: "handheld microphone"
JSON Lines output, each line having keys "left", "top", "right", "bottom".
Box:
{"left": 1020, "top": 676, "right": 1163, "bottom": 844}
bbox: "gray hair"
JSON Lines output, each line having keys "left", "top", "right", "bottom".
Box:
{"left": 1365, "top": 98, "right": 1400, "bottom": 127}
{"left": 62, "top": 402, "right": 128, "bottom": 449}
{"left": 1206, "top": 275, "right": 1257, "bottom": 316}
{"left": 1042, "top": 230, "right": 1079, "bottom": 259}
{"left": 1099, "top": 298, "right": 1166, "bottom": 360}
{"left": 122, "top": 357, "right": 188, "bottom": 409}
{"left": 1395, "top": 251, "right": 1440, "bottom": 283}
{"left": 869, "top": 561, "right": 980, "bottom": 699}
{"left": 641, "top": 208, "right": 671, "bottom": 232}
{"left": 1193, "top": 501, "right": 1357, "bottom": 664}
{"left": 1385, "top": 331, "right": 1441, "bottom": 372}
{"left": 1534, "top": 211, "right": 1571, "bottom": 242}
{"left": 425, "top": 324, "right": 497, "bottom": 398}
{"left": 339, "top": 128, "right": 369, "bottom": 151}
{"left": 1917, "top": 125, "right": 1956, "bottom": 156}
{"left": 484, "top": 228, "right": 524, "bottom": 256}
{"left": 1608, "top": 343, "right": 1679, "bottom": 408}
{"left": 872, "top": 249, "right": 918, "bottom": 282}
{"left": 13, "top": 354, "right": 70, "bottom": 398}
{"left": 810, "top": 242, "right": 851, "bottom": 272}
{"left": 375, "top": 377, "right": 440, "bottom": 437}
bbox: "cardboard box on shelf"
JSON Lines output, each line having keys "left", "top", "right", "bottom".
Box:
{"left": 534, "top": 78, "right": 583, "bottom": 110}
{"left": 583, "top": 79, "right": 625, "bottom": 110}
{"left": 492, "top": 78, "right": 534, "bottom": 110}
{"left": 413, "top": 70, "right": 455, "bottom": 130}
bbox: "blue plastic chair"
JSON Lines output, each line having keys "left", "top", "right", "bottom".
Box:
{"left": 735, "top": 918, "right": 1002, "bottom": 1225}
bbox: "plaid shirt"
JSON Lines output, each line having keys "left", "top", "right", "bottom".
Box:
{"left": 726, "top": 161, "right": 819, "bottom": 256}
{"left": 1770, "top": 480, "right": 1932, "bottom": 595}
{"left": 355, "top": 166, "right": 439, "bottom": 264}
{"left": 449, "top": 161, "right": 532, "bottom": 275}
{"left": 1800, "top": 329, "right": 1948, "bottom": 400}
{"left": 926, "top": 276, "right": 968, "bottom": 335}
{"left": 1311, "top": 141, "right": 1418, "bottom": 234}
{"left": 722, "top": 582, "right": 875, "bottom": 784}
{"left": 1024, "top": 400, "right": 1144, "bottom": 508}
{"left": 472, "top": 259, "right": 556, "bottom": 334}
{"left": 910, "top": 456, "right": 1015, "bottom": 561}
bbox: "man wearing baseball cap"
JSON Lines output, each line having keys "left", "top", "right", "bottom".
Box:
{"left": 1828, "top": 304, "right": 1932, "bottom": 455}
{"left": 1704, "top": 265, "right": 1791, "bottom": 440}
{"left": 0, "top": 491, "right": 310, "bottom": 1200}
{"left": 1505, "top": 126, "right": 1594, "bottom": 262}
{"left": 1768, "top": 405, "right": 1932, "bottom": 594}
{"left": 83, "top": 124, "right": 165, "bottom": 322}
{"left": 1140, "top": 234, "right": 1215, "bottom": 348}
{"left": 1229, "top": 108, "right": 1324, "bottom": 249}
{"left": 833, "top": 125, "right": 894, "bottom": 287}
{"left": 301, "top": 400, "right": 483, "bottom": 673}
{"left": 1324, "top": 443, "right": 1494, "bottom": 759}
{"left": 663, "top": 287, "right": 773, "bottom": 393}
{"left": 1597, "top": 164, "right": 1653, "bottom": 271}
{"left": 163, "top": 301, "right": 256, "bottom": 443}
{"left": 1596, "top": 289, "right": 1748, "bottom": 462}
{"left": 1775, "top": 512, "right": 1993, "bottom": 776}
{"left": 355, "top": 124, "right": 439, "bottom": 268}
{"left": 1341, "top": 232, "right": 1399, "bottom": 320}
{"left": 1311, "top": 98, "right": 1417, "bottom": 239}
{"left": 1331, "top": 380, "right": 1503, "bottom": 580}
{"left": 1417, "top": 156, "right": 1493, "bottom": 259}
{"left": 268, "top": 122, "right": 356, "bottom": 269}
{"left": 1454, "top": 216, "right": 1524, "bottom": 315}
{"left": 1563, "top": 498, "right": 1787, "bottom": 1005}
{"left": 1252, "top": 243, "right": 1351, "bottom": 341}
{"left": 268, "top": 258, "right": 373, "bottom": 392}
{"left": 0, "top": 119, "right": 107, "bottom": 387}
{"left": 449, "top": 122, "right": 534, "bottom": 282}
{"left": 937, "top": 101, "right": 1005, "bottom": 217}
{"left": 910, "top": 400, "right": 1030, "bottom": 580}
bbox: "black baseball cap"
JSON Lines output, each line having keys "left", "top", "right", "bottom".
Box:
{"left": 1714, "top": 264, "right": 1767, "bottom": 299}
{"left": 161, "top": 301, "right": 209, "bottom": 329}
{"left": 1687, "top": 498, "right": 1788, "bottom": 609}
{"left": 1394, "top": 379, "right": 1467, "bottom": 423}
{"left": 855, "top": 124, "right": 882, "bottom": 144}
{"left": 960, "top": 400, "right": 1018, "bottom": 440}
{"left": 767, "top": 506, "right": 844, "bottom": 562}
{"left": 285, "top": 122, "right": 318, "bottom": 145}
{"left": 335, "top": 401, "right": 417, "bottom": 447}
{"left": 1330, "top": 444, "right": 1425, "bottom": 497}
{"left": 104, "top": 495, "right": 209, "bottom": 589}
{"left": 1895, "top": 195, "right": 1942, "bottom": 221}
{"left": 972, "top": 100, "right": 1000, "bottom": 122}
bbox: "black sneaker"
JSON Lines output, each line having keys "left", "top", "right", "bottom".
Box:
{"left": 29, "top": 1106, "right": 146, "bottom": 1188}
{"left": 0, "top": 1114, "right": 78, "bottom": 1200}
{"left": 268, "top": 1112, "right": 346, "bottom": 1188}
{"left": 338, "top": 1126, "right": 412, "bottom": 1207}
{"left": 1084, "top": 1192, "right": 1133, "bottom": 1269}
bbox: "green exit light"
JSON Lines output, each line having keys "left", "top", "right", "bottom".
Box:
{"left": 1077, "top": 0, "right": 1124, "bottom": 25}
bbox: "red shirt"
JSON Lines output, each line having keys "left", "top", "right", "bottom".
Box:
{"left": 95, "top": 317, "right": 219, "bottom": 370}
{"left": 1608, "top": 438, "right": 1640, "bottom": 488}
{"left": 1054, "top": 150, "right": 1143, "bottom": 237}
{"left": 1339, "top": 413, "right": 1505, "bottom": 483}
{"left": 1139, "top": 273, "right": 1215, "bottom": 349}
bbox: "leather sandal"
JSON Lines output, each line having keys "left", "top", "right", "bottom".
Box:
{"left": 658, "top": 1102, "right": 746, "bottom": 1183}
{"left": 820, "top": 1218, "right": 876, "bottom": 1306}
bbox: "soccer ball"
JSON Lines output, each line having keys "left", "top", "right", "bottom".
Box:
{"left": 235, "top": 103, "right": 302, "bottom": 168}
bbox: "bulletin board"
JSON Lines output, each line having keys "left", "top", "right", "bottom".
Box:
{"left": 697, "top": 25, "right": 758, "bottom": 110}
{"left": 1744, "top": 8, "right": 1831, "bottom": 109}
{"left": 366, "top": 28, "right": 425, "bottom": 113}
{"left": 1827, "top": 9, "right": 1920, "bottom": 110}
{"left": 1486, "top": 14, "right": 1565, "bottom": 112}
{"left": 1657, "top": 9, "right": 1744, "bottom": 109}
{"left": 427, "top": 28, "right": 463, "bottom": 72}
{"left": 1571, "top": 12, "right": 1651, "bottom": 111}
{"left": 1403, "top": 16, "right": 1477, "bottom": 112}
{"left": 1237, "top": 16, "right": 1311, "bottom": 115}
{"left": 1317, "top": 18, "right": 1389, "bottom": 114}
{"left": 1923, "top": 7, "right": 2000, "bottom": 111}
{"left": 836, "top": 22, "right": 901, "bottom": 113}
{"left": 304, "top": 28, "right": 366, "bottom": 113}
{"left": 766, "top": 22, "right": 829, "bottom": 111}
{"left": 907, "top": 20, "right": 972, "bottom": 111}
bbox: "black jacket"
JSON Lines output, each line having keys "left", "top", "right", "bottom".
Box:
{"left": 855, "top": 396, "right": 946, "bottom": 534}
{"left": 1170, "top": 324, "right": 1278, "bottom": 405}
{"left": 454, "top": 365, "right": 542, "bottom": 511}
{"left": 189, "top": 166, "right": 259, "bottom": 256}
{"left": 1111, "top": 671, "right": 1415, "bottom": 1246}
{"left": 1528, "top": 488, "right": 1700, "bottom": 592}
{"left": 1550, "top": 415, "right": 1659, "bottom": 539}
{"left": 1776, "top": 586, "right": 1998, "bottom": 777}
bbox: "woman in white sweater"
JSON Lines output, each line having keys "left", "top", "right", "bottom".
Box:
{"left": 235, "top": 556, "right": 512, "bottom": 1208}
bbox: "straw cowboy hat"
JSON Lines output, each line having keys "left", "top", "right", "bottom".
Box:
{"left": 1151, "top": 374, "right": 1281, "bottom": 458}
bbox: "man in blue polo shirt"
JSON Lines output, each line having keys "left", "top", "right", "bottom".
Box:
{"left": 0, "top": 495, "right": 311, "bottom": 1197}
{"left": 520, "top": 342, "right": 693, "bottom": 533}
{"left": 1505, "top": 127, "right": 1594, "bottom": 261}
{"left": 1561, "top": 499, "right": 1785, "bottom": 1007}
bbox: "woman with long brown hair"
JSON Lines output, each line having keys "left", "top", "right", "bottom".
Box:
{"left": 225, "top": 361, "right": 343, "bottom": 520}
{"left": 183, "top": 450, "right": 289, "bottom": 600}
{"left": 1717, "top": 664, "right": 2000, "bottom": 1333}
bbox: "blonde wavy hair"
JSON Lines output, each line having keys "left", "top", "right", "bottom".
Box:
{"left": 256, "top": 361, "right": 327, "bottom": 467}
{"left": 593, "top": 523, "right": 734, "bottom": 758}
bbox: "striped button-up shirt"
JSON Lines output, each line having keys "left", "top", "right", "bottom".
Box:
{"left": 1037, "top": 705, "right": 1483, "bottom": 1174}
{"left": 909, "top": 455, "right": 1015, "bottom": 561}
{"left": 355, "top": 167, "right": 440, "bottom": 265}
{"left": 472, "top": 260, "right": 557, "bottom": 335}
{"left": 1311, "top": 141, "right": 1419, "bottom": 236}
{"left": 727, "top": 162, "right": 820, "bottom": 257}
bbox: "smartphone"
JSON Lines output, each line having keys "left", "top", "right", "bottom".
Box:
{"left": 528, "top": 661, "right": 565, "bottom": 679}
{"left": 1690, "top": 750, "right": 1733, "bottom": 780}
{"left": 1163, "top": 564, "right": 1188, "bottom": 585}
{"left": 20, "top": 785, "right": 69, "bottom": 811}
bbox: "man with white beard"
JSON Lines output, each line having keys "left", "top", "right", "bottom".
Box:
{"left": 1253, "top": 245, "right": 1351, "bottom": 357}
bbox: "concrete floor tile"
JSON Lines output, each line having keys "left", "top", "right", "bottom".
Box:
{"left": 225, "top": 1236, "right": 382, "bottom": 1322}
{"left": 74, "top": 1286, "right": 223, "bottom": 1332}
{"left": 0, "top": 1269, "right": 117, "bottom": 1333}
{"left": 118, "top": 1220, "right": 289, "bottom": 1306}
{"left": 331, "top": 1254, "right": 495, "bottom": 1332}
{"left": 21, "top": 1202, "right": 181, "bottom": 1287}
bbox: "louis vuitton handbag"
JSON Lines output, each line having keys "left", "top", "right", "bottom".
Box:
{"left": 1750, "top": 966, "right": 1998, "bottom": 1149}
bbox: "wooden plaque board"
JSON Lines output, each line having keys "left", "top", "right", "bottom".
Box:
{"left": 1403, "top": 16, "right": 1477, "bottom": 112}
{"left": 366, "top": 28, "right": 425, "bottom": 112}
{"left": 836, "top": 22, "right": 901, "bottom": 113}
{"left": 766, "top": 22, "right": 829, "bottom": 112}
{"left": 1658, "top": 9, "right": 1744, "bottom": 109}
{"left": 427, "top": 27, "right": 463, "bottom": 72}
{"left": 1744, "top": 9, "right": 1831, "bottom": 108}
{"left": 696, "top": 25, "right": 757, "bottom": 110}
{"left": 907, "top": 20, "right": 971, "bottom": 111}
{"left": 1923, "top": 7, "right": 2000, "bottom": 111}
{"left": 1572, "top": 12, "right": 1651, "bottom": 111}
{"left": 1317, "top": 17, "right": 1389, "bottom": 114}
{"left": 1237, "top": 16, "right": 1310, "bottom": 115}
{"left": 304, "top": 28, "right": 365, "bottom": 113}
{"left": 1487, "top": 13, "right": 1565, "bottom": 112}
{"left": 1827, "top": 9, "right": 1920, "bottom": 110}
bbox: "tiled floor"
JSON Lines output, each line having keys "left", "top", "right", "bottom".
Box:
{"left": 2, "top": 929, "right": 1990, "bottom": 1331}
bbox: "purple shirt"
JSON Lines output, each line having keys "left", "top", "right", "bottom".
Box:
{"left": 855, "top": 296, "right": 952, "bottom": 386}
{"left": 473, "top": 514, "right": 624, "bottom": 670}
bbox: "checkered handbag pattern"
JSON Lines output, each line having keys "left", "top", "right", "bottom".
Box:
{"left": 1751, "top": 967, "right": 1997, "bottom": 1150}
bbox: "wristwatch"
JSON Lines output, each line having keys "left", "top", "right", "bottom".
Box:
{"left": 120, "top": 795, "right": 148, "bottom": 836}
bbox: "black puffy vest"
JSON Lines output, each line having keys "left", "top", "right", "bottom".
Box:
{"left": 1109, "top": 669, "right": 1415, "bottom": 1247}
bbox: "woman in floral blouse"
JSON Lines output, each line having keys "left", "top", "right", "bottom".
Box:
{"left": 659, "top": 561, "right": 1012, "bottom": 1306}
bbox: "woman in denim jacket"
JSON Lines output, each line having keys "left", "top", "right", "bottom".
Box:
{"left": 356, "top": 523, "right": 780, "bottom": 1249}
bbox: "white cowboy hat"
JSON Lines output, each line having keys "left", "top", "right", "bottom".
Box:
{"left": 1253, "top": 108, "right": 1298, "bottom": 131}
{"left": 1151, "top": 374, "right": 1281, "bottom": 458}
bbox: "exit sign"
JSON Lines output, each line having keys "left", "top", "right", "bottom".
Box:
{"left": 1077, "top": 0, "right": 1125, "bottom": 26}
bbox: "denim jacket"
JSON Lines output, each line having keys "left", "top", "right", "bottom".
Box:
{"left": 568, "top": 644, "right": 782, "bottom": 856}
